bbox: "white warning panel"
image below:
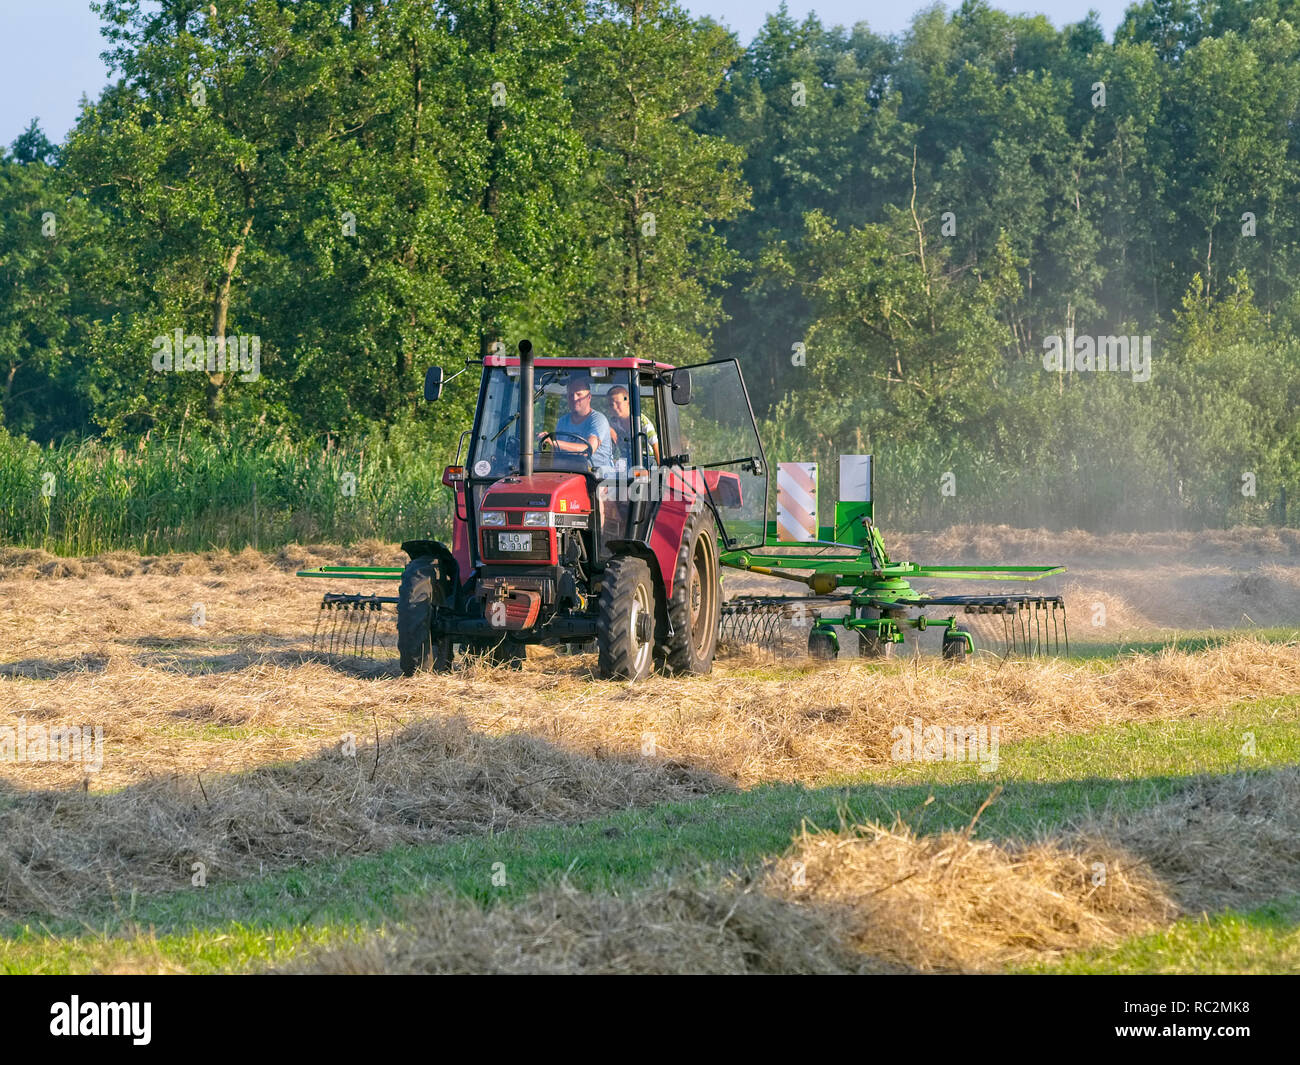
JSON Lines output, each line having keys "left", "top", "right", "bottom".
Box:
{"left": 777, "top": 462, "right": 818, "bottom": 542}
{"left": 839, "top": 454, "right": 872, "bottom": 502}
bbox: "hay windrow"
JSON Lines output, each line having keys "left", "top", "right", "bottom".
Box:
{"left": 1086, "top": 767, "right": 1300, "bottom": 914}
{"left": 301, "top": 769, "right": 1298, "bottom": 975}
{"left": 764, "top": 822, "right": 1175, "bottom": 972}
{"left": 1, "top": 561, "right": 1298, "bottom": 792}
{"left": 0, "top": 717, "right": 725, "bottom": 923}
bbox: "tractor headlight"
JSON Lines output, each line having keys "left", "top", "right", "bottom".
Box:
{"left": 522, "top": 511, "right": 552, "bottom": 527}
{"left": 480, "top": 511, "right": 507, "bottom": 526}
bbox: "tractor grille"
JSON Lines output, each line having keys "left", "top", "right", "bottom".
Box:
{"left": 480, "top": 528, "right": 552, "bottom": 562}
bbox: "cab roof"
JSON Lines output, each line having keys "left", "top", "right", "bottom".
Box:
{"left": 483, "top": 354, "right": 677, "bottom": 371}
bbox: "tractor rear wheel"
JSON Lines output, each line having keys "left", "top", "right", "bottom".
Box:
{"left": 662, "top": 507, "right": 721, "bottom": 675}
{"left": 397, "top": 557, "right": 451, "bottom": 676}
{"left": 597, "top": 556, "right": 657, "bottom": 680}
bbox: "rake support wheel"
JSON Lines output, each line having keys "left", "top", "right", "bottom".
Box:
{"left": 397, "top": 557, "right": 451, "bottom": 676}
{"left": 808, "top": 628, "right": 838, "bottom": 660}
{"left": 942, "top": 625, "right": 972, "bottom": 663}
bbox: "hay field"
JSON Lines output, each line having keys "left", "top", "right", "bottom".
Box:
{"left": 2, "top": 526, "right": 1299, "bottom": 972}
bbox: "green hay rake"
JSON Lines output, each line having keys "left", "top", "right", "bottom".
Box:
{"left": 716, "top": 470, "right": 1068, "bottom": 659}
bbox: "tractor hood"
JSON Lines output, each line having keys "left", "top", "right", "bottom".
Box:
{"left": 481, "top": 472, "right": 591, "bottom": 515}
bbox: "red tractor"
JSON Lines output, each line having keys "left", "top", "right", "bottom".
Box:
{"left": 398, "top": 340, "right": 768, "bottom": 680}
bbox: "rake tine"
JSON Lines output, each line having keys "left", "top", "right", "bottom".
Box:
{"left": 355, "top": 599, "right": 370, "bottom": 658}
{"left": 351, "top": 600, "right": 364, "bottom": 658}
{"left": 312, "top": 600, "right": 326, "bottom": 654}
{"left": 366, "top": 600, "right": 379, "bottom": 658}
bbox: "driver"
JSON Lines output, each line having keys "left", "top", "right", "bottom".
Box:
{"left": 540, "top": 376, "right": 614, "bottom": 470}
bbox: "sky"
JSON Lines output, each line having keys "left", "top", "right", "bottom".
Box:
{"left": 0, "top": 0, "right": 1132, "bottom": 148}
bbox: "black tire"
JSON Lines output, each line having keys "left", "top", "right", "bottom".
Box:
{"left": 486, "top": 635, "right": 526, "bottom": 669}
{"left": 662, "top": 507, "right": 721, "bottom": 675}
{"left": 808, "top": 628, "right": 838, "bottom": 659}
{"left": 942, "top": 626, "right": 971, "bottom": 662}
{"left": 397, "top": 557, "right": 451, "bottom": 676}
{"left": 860, "top": 607, "right": 904, "bottom": 659}
{"left": 858, "top": 630, "right": 896, "bottom": 659}
{"left": 597, "top": 556, "right": 657, "bottom": 680}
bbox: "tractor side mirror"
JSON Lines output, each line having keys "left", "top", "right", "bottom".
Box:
{"left": 424, "top": 366, "right": 444, "bottom": 402}
{"left": 671, "top": 369, "right": 692, "bottom": 405}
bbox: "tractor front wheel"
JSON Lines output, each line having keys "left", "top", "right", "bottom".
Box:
{"left": 397, "top": 557, "right": 452, "bottom": 676}
{"left": 597, "top": 556, "right": 657, "bottom": 681}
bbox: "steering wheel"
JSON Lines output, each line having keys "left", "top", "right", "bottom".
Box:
{"left": 539, "top": 430, "right": 593, "bottom": 459}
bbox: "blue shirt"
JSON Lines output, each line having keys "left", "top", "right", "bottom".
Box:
{"left": 555, "top": 410, "right": 614, "bottom": 469}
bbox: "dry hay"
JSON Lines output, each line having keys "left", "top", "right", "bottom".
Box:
{"left": 3, "top": 634, "right": 1298, "bottom": 794}
{"left": 1088, "top": 768, "right": 1300, "bottom": 915}
{"left": 0, "top": 541, "right": 403, "bottom": 582}
{"left": 302, "top": 769, "right": 1298, "bottom": 975}
{"left": 3, "top": 551, "right": 1300, "bottom": 930}
{"left": 764, "top": 819, "right": 1174, "bottom": 972}
{"left": 0, "top": 717, "right": 724, "bottom": 922}
{"left": 1, "top": 555, "right": 1298, "bottom": 794}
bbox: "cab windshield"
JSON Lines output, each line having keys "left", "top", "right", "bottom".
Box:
{"left": 469, "top": 366, "right": 647, "bottom": 479}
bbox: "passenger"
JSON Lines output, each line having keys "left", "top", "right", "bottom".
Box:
{"left": 606, "top": 385, "right": 660, "bottom": 468}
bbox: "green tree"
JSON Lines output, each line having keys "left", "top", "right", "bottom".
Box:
{"left": 563, "top": 0, "right": 750, "bottom": 363}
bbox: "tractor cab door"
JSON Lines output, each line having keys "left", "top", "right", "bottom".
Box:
{"left": 661, "top": 358, "right": 768, "bottom": 550}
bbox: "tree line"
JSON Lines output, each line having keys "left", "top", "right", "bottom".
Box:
{"left": 2, "top": 0, "right": 1298, "bottom": 532}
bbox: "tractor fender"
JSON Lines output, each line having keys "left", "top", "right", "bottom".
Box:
{"left": 400, "top": 539, "right": 459, "bottom": 602}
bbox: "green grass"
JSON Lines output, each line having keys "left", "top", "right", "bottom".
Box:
{"left": 0, "top": 428, "right": 452, "bottom": 554}
{"left": 1029, "top": 895, "right": 1300, "bottom": 975}
{"left": 3, "top": 693, "right": 1298, "bottom": 974}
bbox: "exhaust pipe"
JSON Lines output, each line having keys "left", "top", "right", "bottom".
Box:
{"left": 518, "top": 339, "right": 534, "bottom": 477}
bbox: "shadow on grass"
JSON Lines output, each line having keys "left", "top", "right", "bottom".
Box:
{"left": 4, "top": 761, "right": 1294, "bottom": 950}
{"left": 0, "top": 654, "right": 112, "bottom": 679}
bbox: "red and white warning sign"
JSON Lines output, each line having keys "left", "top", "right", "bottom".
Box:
{"left": 777, "top": 462, "right": 818, "bottom": 542}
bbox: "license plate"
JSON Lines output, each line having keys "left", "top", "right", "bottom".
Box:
{"left": 498, "top": 532, "right": 532, "bottom": 552}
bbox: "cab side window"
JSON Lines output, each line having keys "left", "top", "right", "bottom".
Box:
{"left": 639, "top": 381, "right": 661, "bottom": 465}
